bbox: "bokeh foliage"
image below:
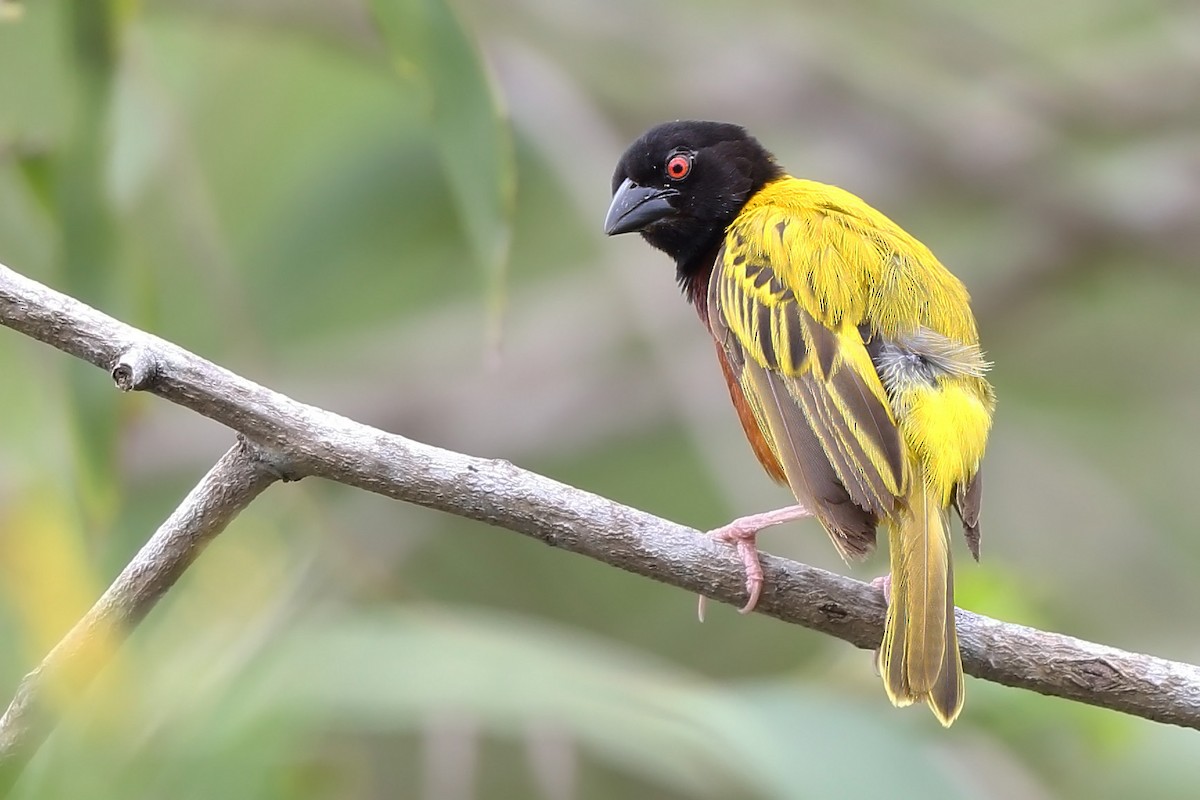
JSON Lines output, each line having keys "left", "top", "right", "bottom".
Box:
{"left": 1, "top": 0, "right": 1199, "bottom": 797}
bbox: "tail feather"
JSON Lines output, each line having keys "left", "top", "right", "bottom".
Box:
{"left": 928, "top": 562, "right": 964, "bottom": 725}
{"left": 881, "top": 596, "right": 913, "bottom": 707}
{"left": 878, "top": 476, "right": 963, "bottom": 726}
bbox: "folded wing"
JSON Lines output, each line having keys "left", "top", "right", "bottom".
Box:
{"left": 706, "top": 216, "right": 906, "bottom": 560}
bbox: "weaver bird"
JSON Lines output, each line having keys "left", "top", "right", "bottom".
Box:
{"left": 604, "top": 121, "right": 994, "bottom": 725}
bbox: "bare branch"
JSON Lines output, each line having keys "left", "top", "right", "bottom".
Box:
{"left": 2, "top": 260, "right": 1200, "bottom": 784}
{"left": 0, "top": 434, "right": 278, "bottom": 785}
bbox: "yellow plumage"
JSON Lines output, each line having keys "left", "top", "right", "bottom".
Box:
{"left": 709, "top": 177, "right": 995, "bottom": 725}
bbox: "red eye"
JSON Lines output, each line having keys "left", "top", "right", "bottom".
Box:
{"left": 665, "top": 154, "right": 691, "bottom": 180}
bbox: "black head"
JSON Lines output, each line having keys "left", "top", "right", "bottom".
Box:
{"left": 604, "top": 120, "right": 782, "bottom": 296}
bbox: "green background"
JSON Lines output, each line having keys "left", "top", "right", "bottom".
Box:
{"left": 1, "top": 0, "right": 1197, "bottom": 797}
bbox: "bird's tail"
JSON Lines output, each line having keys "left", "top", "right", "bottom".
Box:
{"left": 878, "top": 472, "right": 963, "bottom": 726}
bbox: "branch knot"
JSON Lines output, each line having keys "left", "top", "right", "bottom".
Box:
{"left": 111, "top": 345, "right": 158, "bottom": 391}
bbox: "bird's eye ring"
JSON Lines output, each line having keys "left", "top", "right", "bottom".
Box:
{"left": 665, "top": 153, "right": 692, "bottom": 181}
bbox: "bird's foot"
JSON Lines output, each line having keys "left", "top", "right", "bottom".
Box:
{"left": 709, "top": 521, "right": 765, "bottom": 617}
{"left": 697, "top": 504, "right": 811, "bottom": 621}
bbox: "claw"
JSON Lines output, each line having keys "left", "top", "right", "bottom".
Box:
{"left": 695, "top": 504, "right": 811, "bottom": 620}
{"left": 712, "top": 523, "right": 765, "bottom": 614}
{"left": 720, "top": 528, "right": 764, "bottom": 614}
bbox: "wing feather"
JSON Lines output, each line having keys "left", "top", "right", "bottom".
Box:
{"left": 742, "top": 359, "right": 878, "bottom": 558}
{"left": 709, "top": 218, "right": 907, "bottom": 558}
{"left": 954, "top": 469, "right": 983, "bottom": 561}
{"left": 792, "top": 374, "right": 891, "bottom": 516}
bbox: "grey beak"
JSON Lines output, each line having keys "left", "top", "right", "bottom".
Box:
{"left": 604, "top": 178, "right": 678, "bottom": 235}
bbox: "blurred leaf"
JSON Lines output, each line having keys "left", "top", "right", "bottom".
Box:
{"left": 14, "top": 150, "right": 55, "bottom": 218}
{"left": 16, "top": 607, "right": 982, "bottom": 800}
{"left": 0, "top": 0, "right": 70, "bottom": 142}
{"left": 0, "top": 485, "right": 102, "bottom": 660}
{"left": 107, "top": 37, "right": 170, "bottom": 212}
{"left": 206, "top": 610, "right": 971, "bottom": 798}
{"left": 369, "top": 0, "right": 516, "bottom": 359}
{"left": 712, "top": 686, "right": 975, "bottom": 799}
{"left": 119, "top": 9, "right": 474, "bottom": 349}
{"left": 244, "top": 609, "right": 737, "bottom": 798}
{"left": 0, "top": 1, "right": 24, "bottom": 24}
{"left": 55, "top": 0, "right": 123, "bottom": 527}
{"left": 0, "top": 483, "right": 128, "bottom": 721}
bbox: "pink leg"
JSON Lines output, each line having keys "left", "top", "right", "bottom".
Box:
{"left": 871, "top": 574, "right": 892, "bottom": 606}
{"left": 697, "top": 504, "right": 812, "bottom": 621}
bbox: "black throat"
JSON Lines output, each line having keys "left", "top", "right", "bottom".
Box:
{"left": 640, "top": 218, "right": 729, "bottom": 306}
{"left": 676, "top": 242, "right": 723, "bottom": 307}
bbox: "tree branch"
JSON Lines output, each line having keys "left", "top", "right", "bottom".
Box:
{"left": 1, "top": 260, "right": 1199, "bottom": 783}
{"left": 0, "top": 434, "right": 278, "bottom": 787}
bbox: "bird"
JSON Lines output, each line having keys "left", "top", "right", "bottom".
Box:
{"left": 603, "top": 120, "right": 995, "bottom": 726}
